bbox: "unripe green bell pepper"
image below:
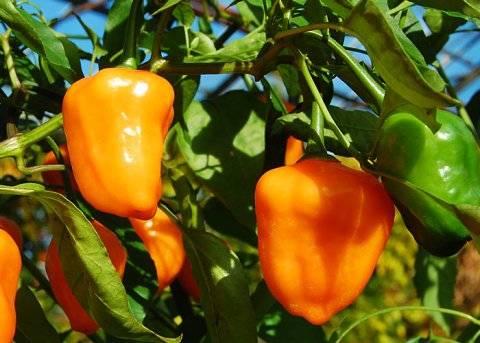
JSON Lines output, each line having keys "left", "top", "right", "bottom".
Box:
{"left": 375, "top": 109, "right": 480, "bottom": 256}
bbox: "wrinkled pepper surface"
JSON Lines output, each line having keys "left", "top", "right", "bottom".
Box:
{"left": 62, "top": 68, "right": 175, "bottom": 220}
{"left": 0, "top": 229, "right": 21, "bottom": 342}
{"left": 255, "top": 158, "right": 394, "bottom": 325}
{"left": 376, "top": 109, "right": 480, "bottom": 256}
{"left": 45, "top": 220, "right": 127, "bottom": 335}
{"left": 129, "top": 208, "right": 185, "bottom": 291}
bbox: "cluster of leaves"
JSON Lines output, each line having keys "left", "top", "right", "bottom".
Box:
{"left": 0, "top": 0, "right": 480, "bottom": 342}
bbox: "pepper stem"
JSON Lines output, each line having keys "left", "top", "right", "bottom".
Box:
{"left": 118, "top": 0, "right": 143, "bottom": 69}
{"left": 292, "top": 49, "right": 326, "bottom": 155}
{"left": 294, "top": 48, "right": 362, "bottom": 159}
{"left": 0, "top": 114, "right": 63, "bottom": 160}
{"left": 321, "top": 34, "right": 385, "bottom": 112}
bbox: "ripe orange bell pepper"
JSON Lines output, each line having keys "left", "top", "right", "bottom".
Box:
{"left": 62, "top": 68, "right": 175, "bottom": 220}
{"left": 129, "top": 208, "right": 185, "bottom": 292}
{"left": 0, "top": 229, "right": 22, "bottom": 342}
{"left": 45, "top": 220, "right": 127, "bottom": 335}
{"left": 255, "top": 158, "right": 394, "bottom": 325}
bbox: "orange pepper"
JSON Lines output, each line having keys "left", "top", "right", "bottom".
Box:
{"left": 255, "top": 158, "right": 394, "bottom": 325}
{"left": 45, "top": 220, "right": 127, "bottom": 335}
{"left": 284, "top": 136, "right": 303, "bottom": 166}
{"left": 129, "top": 208, "right": 185, "bottom": 292}
{"left": 62, "top": 68, "right": 175, "bottom": 220}
{"left": 0, "top": 215, "right": 23, "bottom": 250}
{"left": 42, "top": 144, "right": 79, "bottom": 194}
{"left": 0, "top": 229, "right": 22, "bottom": 342}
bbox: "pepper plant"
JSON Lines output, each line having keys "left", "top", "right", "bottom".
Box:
{"left": 0, "top": 0, "right": 480, "bottom": 342}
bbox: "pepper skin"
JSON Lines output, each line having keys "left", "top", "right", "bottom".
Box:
{"left": 129, "top": 208, "right": 185, "bottom": 291}
{"left": 42, "top": 144, "right": 79, "bottom": 194}
{"left": 0, "top": 229, "right": 22, "bottom": 342}
{"left": 0, "top": 215, "right": 23, "bottom": 249}
{"left": 376, "top": 109, "right": 480, "bottom": 256}
{"left": 62, "top": 68, "right": 175, "bottom": 220}
{"left": 255, "top": 158, "right": 394, "bottom": 325}
{"left": 284, "top": 136, "right": 303, "bottom": 166}
{"left": 45, "top": 220, "right": 127, "bottom": 335}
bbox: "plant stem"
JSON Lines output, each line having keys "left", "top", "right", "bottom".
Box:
{"left": 274, "top": 22, "right": 356, "bottom": 42}
{"left": 1, "top": 29, "right": 21, "bottom": 90}
{"left": 319, "top": 33, "right": 385, "bottom": 111}
{"left": 0, "top": 115, "right": 63, "bottom": 160}
{"left": 21, "top": 251, "right": 54, "bottom": 299}
{"left": 151, "top": 6, "right": 175, "bottom": 62}
{"left": 336, "top": 305, "right": 480, "bottom": 342}
{"left": 149, "top": 59, "right": 255, "bottom": 75}
{"left": 294, "top": 49, "right": 361, "bottom": 158}
{"left": 386, "top": 1, "right": 413, "bottom": 16}
{"left": 119, "top": 0, "right": 143, "bottom": 69}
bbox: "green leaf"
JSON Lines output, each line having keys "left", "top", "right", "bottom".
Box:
{"left": 162, "top": 28, "right": 215, "bottom": 61}
{"left": 0, "top": 4, "right": 82, "bottom": 83}
{"left": 173, "top": 2, "right": 196, "bottom": 27}
{"left": 0, "top": 185, "right": 180, "bottom": 342}
{"left": 319, "top": 0, "right": 353, "bottom": 19}
{"left": 14, "top": 284, "right": 61, "bottom": 343}
{"left": 409, "top": 9, "right": 465, "bottom": 64}
{"left": 203, "top": 197, "right": 258, "bottom": 247}
{"left": 168, "top": 167, "right": 204, "bottom": 230}
{"left": 176, "top": 90, "right": 265, "bottom": 229}
{"left": 413, "top": 248, "right": 457, "bottom": 335}
{"left": 343, "top": 0, "right": 459, "bottom": 108}
{"left": 326, "top": 106, "right": 378, "bottom": 155}
{"left": 277, "top": 64, "right": 302, "bottom": 99}
{"left": 235, "top": 0, "right": 264, "bottom": 27}
{"left": 258, "top": 304, "right": 328, "bottom": 343}
{"left": 271, "top": 105, "right": 377, "bottom": 156}
{"left": 271, "top": 111, "right": 317, "bottom": 142}
{"left": 151, "top": 0, "right": 182, "bottom": 16}
{"left": 75, "top": 14, "right": 108, "bottom": 60}
{"left": 190, "top": 31, "right": 216, "bottom": 55}
{"left": 183, "top": 230, "right": 257, "bottom": 343}
{"left": 251, "top": 279, "right": 276, "bottom": 321}
{"left": 102, "top": 0, "right": 134, "bottom": 67}
{"left": 91, "top": 213, "right": 162, "bottom": 326}
{"left": 411, "top": 0, "right": 480, "bottom": 21}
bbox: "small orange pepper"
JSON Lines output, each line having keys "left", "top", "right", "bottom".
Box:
{"left": 129, "top": 208, "right": 185, "bottom": 292}
{"left": 62, "top": 68, "right": 175, "bottom": 220}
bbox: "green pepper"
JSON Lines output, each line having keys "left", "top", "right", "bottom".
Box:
{"left": 375, "top": 109, "right": 480, "bottom": 256}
